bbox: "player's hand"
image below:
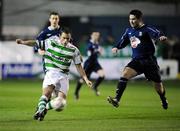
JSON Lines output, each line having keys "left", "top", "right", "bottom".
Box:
{"left": 159, "top": 36, "right": 167, "bottom": 41}
{"left": 85, "top": 79, "right": 93, "bottom": 88}
{"left": 16, "top": 39, "right": 24, "bottom": 44}
{"left": 38, "top": 49, "right": 45, "bottom": 55}
{"left": 112, "top": 47, "right": 118, "bottom": 54}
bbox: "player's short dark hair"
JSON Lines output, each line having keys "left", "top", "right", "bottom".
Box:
{"left": 129, "top": 9, "right": 143, "bottom": 19}
{"left": 61, "top": 27, "right": 71, "bottom": 34}
{"left": 49, "top": 11, "right": 60, "bottom": 17}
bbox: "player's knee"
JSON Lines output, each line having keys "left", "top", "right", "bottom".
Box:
{"left": 122, "top": 67, "right": 137, "bottom": 79}
{"left": 79, "top": 78, "right": 84, "bottom": 83}
{"left": 122, "top": 71, "right": 130, "bottom": 79}
{"left": 119, "top": 77, "right": 128, "bottom": 82}
{"left": 98, "top": 69, "right": 105, "bottom": 77}
{"left": 100, "top": 76, "right": 105, "bottom": 80}
{"left": 51, "top": 90, "right": 58, "bottom": 99}
{"left": 154, "top": 82, "right": 163, "bottom": 89}
{"left": 51, "top": 97, "right": 67, "bottom": 112}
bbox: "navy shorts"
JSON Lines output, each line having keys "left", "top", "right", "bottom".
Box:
{"left": 83, "top": 60, "right": 102, "bottom": 78}
{"left": 126, "top": 56, "right": 162, "bottom": 83}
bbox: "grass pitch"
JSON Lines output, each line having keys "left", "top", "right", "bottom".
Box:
{"left": 0, "top": 79, "right": 180, "bottom": 131}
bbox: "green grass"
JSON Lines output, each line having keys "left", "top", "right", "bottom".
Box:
{"left": 0, "top": 79, "right": 180, "bottom": 131}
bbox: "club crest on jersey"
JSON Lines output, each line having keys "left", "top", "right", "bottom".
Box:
{"left": 130, "top": 36, "right": 141, "bottom": 48}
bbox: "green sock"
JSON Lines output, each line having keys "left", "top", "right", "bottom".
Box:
{"left": 38, "top": 95, "right": 48, "bottom": 111}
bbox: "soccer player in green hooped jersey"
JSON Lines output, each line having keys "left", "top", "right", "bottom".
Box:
{"left": 16, "top": 28, "right": 92, "bottom": 121}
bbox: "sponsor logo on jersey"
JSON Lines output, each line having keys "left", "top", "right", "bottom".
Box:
{"left": 130, "top": 36, "right": 141, "bottom": 48}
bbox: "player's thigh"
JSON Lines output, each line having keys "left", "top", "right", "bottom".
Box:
{"left": 84, "top": 68, "right": 92, "bottom": 79}
{"left": 58, "top": 91, "right": 67, "bottom": 99}
{"left": 144, "top": 68, "right": 161, "bottom": 83}
{"left": 144, "top": 59, "right": 162, "bottom": 83}
{"left": 153, "top": 82, "right": 163, "bottom": 89}
{"left": 42, "top": 85, "right": 55, "bottom": 97}
{"left": 94, "top": 63, "right": 104, "bottom": 76}
{"left": 43, "top": 70, "right": 61, "bottom": 88}
{"left": 97, "top": 69, "right": 105, "bottom": 77}
{"left": 58, "top": 77, "right": 69, "bottom": 97}
{"left": 43, "top": 71, "right": 58, "bottom": 97}
{"left": 122, "top": 67, "right": 138, "bottom": 79}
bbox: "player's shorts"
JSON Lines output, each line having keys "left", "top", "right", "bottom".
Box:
{"left": 43, "top": 69, "right": 69, "bottom": 96}
{"left": 84, "top": 60, "right": 103, "bottom": 78}
{"left": 126, "top": 56, "right": 162, "bottom": 83}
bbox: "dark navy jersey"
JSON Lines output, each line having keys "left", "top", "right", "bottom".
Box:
{"left": 36, "top": 26, "right": 61, "bottom": 40}
{"left": 115, "top": 25, "right": 163, "bottom": 59}
{"left": 35, "top": 26, "right": 61, "bottom": 73}
{"left": 35, "top": 26, "right": 62, "bottom": 50}
{"left": 86, "top": 41, "right": 100, "bottom": 63}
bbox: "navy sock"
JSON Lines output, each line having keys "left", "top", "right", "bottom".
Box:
{"left": 115, "top": 77, "right": 128, "bottom": 102}
{"left": 93, "top": 76, "right": 104, "bottom": 90}
{"left": 159, "top": 90, "right": 166, "bottom": 100}
{"left": 75, "top": 80, "right": 82, "bottom": 95}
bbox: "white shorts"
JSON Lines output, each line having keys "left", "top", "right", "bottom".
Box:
{"left": 43, "top": 69, "right": 69, "bottom": 96}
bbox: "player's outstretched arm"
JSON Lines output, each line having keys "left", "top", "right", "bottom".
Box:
{"left": 75, "top": 64, "right": 92, "bottom": 88}
{"left": 16, "top": 39, "right": 36, "bottom": 46}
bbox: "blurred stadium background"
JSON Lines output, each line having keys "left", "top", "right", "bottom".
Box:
{"left": 0, "top": 0, "right": 180, "bottom": 131}
{"left": 0, "top": 0, "right": 180, "bottom": 80}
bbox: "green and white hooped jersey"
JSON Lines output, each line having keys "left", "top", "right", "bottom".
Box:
{"left": 41, "top": 36, "right": 82, "bottom": 73}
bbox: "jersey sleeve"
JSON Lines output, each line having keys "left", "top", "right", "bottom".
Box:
{"left": 35, "top": 36, "right": 57, "bottom": 50}
{"left": 114, "top": 28, "right": 130, "bottom": 49}
{"left": 35, "top": 40, "right": 46, "bottom": 50}
{"left": 73, "top": 47, "right": 83, "bottom": 65}
{"left": 146, "top": 26, "right": 163, "bottom": 40}
{"left": 86, "top": 43, "right": 92, "bottom": 56}
{"left": 36, "top": 30, "right": 47, "bottom": 41}
{"left": 34, "top": 29, "right": 47, "bottom": 51}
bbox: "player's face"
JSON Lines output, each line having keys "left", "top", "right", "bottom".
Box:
{"left": 91, "top": 32, "right": 100, "bottom": 44}
{"left": 129, "top": 14, "right": 141, "bottom": 28}
{"left": 59, "top": 32, "right": 70, "bottom": 45}
{"left": 49, "top": 15, "right": 59, "bottom": 28}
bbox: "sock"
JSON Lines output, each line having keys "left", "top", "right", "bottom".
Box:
{"left": 75, "top": 81, "right": 83, "bottom": 95}
{"left": 93, "top": 76, "right": 104, "bottom": 90}
{"left": 115, "top": 77, "right": 128, "bottom": 102}
{"left": 38, "top": 95, "right": 48, "bottom": 111}
{"left": 46, "top": 101, "right": 53, "bottom": 110}
{"left": 158, "top": 90, "right": 166, "bottom": 100}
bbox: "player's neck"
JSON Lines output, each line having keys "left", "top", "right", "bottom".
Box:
{"left": 50, "top": 25, "right": 60, "bottom": 30}
{"left": 90, "top": 39, "right": 98, "bottom": 44}
{"left": 138, "top": 23, "right": 144, "bottom": 28}
{"left": 60, "top": 42, "right": 68, "bottom": 47}
{"left": 62, "top": 43, "right": 68, "bottom": 47}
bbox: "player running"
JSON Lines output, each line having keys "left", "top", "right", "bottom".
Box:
{"left": 107, "top": 9, "right": 168, "bottom": 109}
{"left": 74, "top": 31, "right": 105, "bottom": 100}
{"left": 16, "top": 28, "right": 92, "bottom": 121}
